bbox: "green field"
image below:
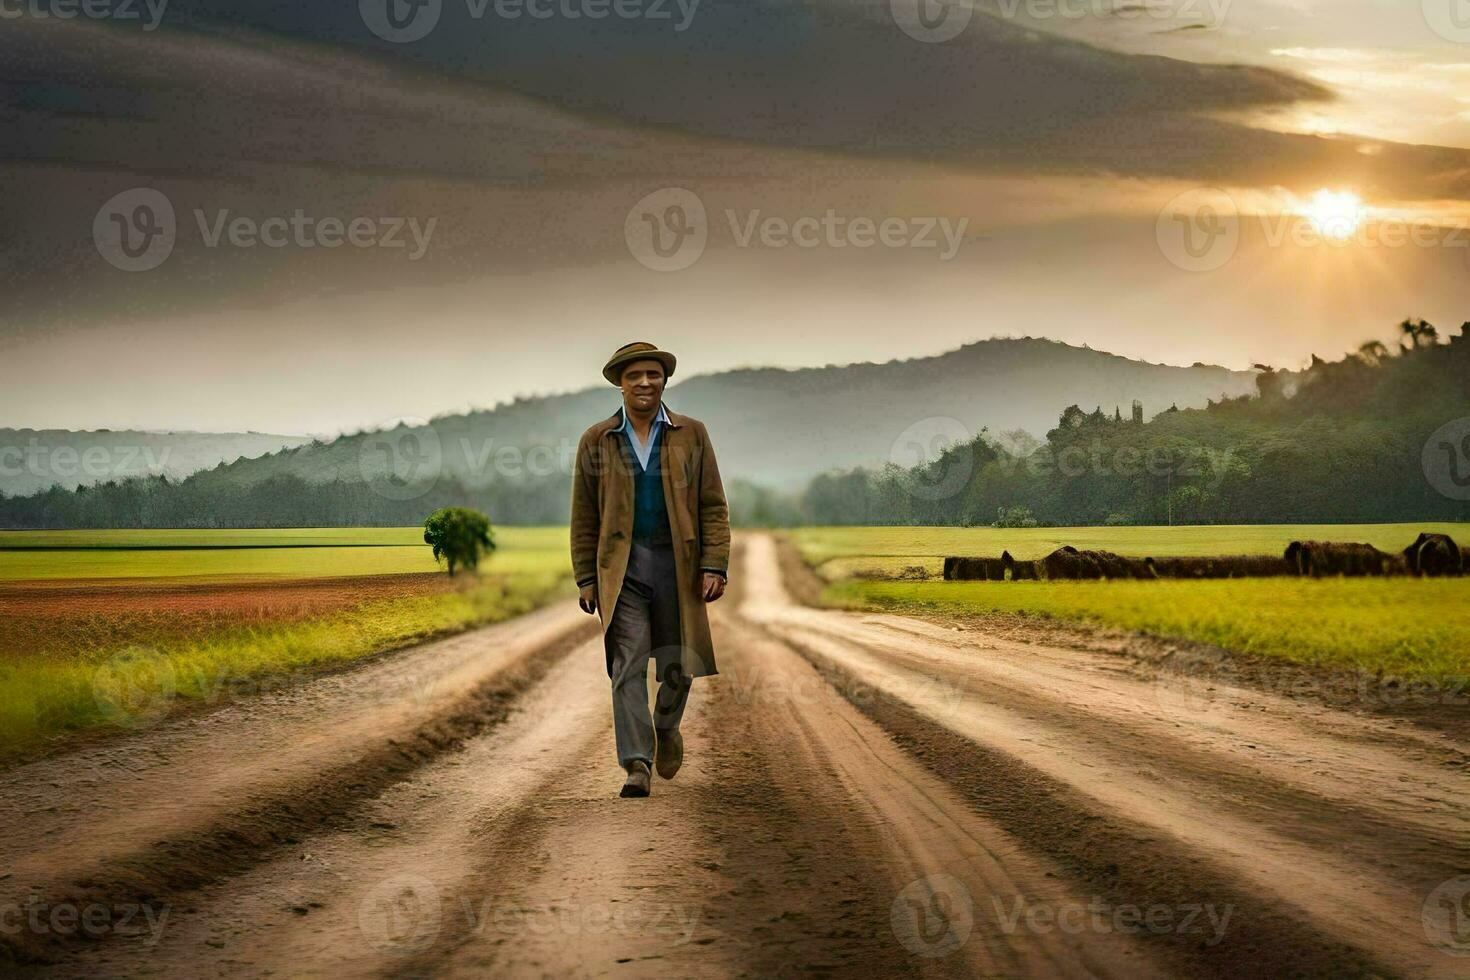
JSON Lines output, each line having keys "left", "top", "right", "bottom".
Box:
{"left": 0, "top": 527, "right": 427, "bottom": 548}
{"left": 790, "top": 523, "right": 1470, "bottom": 581}
{"left": 0, "top": 527, "right": 576, "bottom": 759}
{"left": 0, "top": 527, "right": 569, "bottom": 581}
{"left": 787, "top": 525, "right": 1470, "bottom": 685}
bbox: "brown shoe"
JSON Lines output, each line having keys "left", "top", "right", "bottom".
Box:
{"left": 620, "top": 760, "right": 651, "bottom": 798}
{"left": 654, "top": 728, "right": 683, "bottom": 780}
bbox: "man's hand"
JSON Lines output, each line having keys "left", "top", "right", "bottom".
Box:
{"left": 578, "top": 583, "right": 598, "bottom": 615}
{"left": 701, "top": 572, "right": 726, "bottom": 603}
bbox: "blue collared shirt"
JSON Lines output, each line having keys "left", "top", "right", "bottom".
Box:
{"left": 610, "top": 401, "right": 727, "bottom": 583}
{"left": 618, "top": 401, "right": 670, "bottom": 472}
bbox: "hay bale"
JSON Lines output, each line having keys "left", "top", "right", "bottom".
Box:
{"left": 1021, "top": 546, "right": 1154, "bottom": 580}
{"left": 942, "top": 557, "right": 973, "bottom": 580}
{"left": 1145, "top": 555, "right": 1293, "bottom": 578}
{"left": 1224, "top": 555, "right": 1295, "bottom": 577}
{"left": 897, "top": 564, "right": 930, "bottom": 581}
{"left": 1284, "top": 540, "right": 1394, "bottom": 577}
{"left": 1080, "top": 549, "right": 1154, "bottom": 579}
{"left": 943, "top": 557, "right": 1005, "bottom": 581}
{"left": 1149, "top": 556, "right": 1212, "bottom": 579}
{"left": 1403, "top": 533, "right": 1464, "bottom": 577}
{"left": 1038, "top": 546, "right": 1105, "bottom": 580}
{"left": 1001, "top": 550, "right": 1039, "bottom": 581}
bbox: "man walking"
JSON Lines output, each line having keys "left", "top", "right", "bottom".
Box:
{"left": 570, "top": 342, "right": 730, "bottom": 798}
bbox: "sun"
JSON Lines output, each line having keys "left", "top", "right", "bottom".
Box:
{"left": 1299, "top": 189, "right": 1365, "bottom": 241}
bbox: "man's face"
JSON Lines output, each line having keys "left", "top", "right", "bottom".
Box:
{"left": 619, "top": 359, "right": 665, "bottom": 412}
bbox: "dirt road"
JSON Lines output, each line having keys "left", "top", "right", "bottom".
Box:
{"left": 2, "top": 533, "right": 1466, "bottom": 978}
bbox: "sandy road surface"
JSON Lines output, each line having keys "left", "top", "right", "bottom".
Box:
{"left": 2, "top": 534, "right": 1465, "bottom": 977}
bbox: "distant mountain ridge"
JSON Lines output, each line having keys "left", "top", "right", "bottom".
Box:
{"left": 0, "top": 429, "right": 312, "bottom": 497}
{"left": 176, "top": 338, "right": 1258, "bottom": 493}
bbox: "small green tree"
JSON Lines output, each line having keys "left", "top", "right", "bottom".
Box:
{"left": 423, "top": 507, "right": 495, "bottom": 575}
{"left": 994, "top": 505, "right": 1039, "bottom": 528}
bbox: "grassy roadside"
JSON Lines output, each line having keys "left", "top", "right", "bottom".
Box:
{"left": 0, "top": 570, "right": 575, "bottom": 761}
{"left": 0, "top": 528, "right": 576, "bottom": 761}
{"left": 784, "top": 527, "right": 1470, "bottom": 686}
{"left": 0, "top": 527, "right": 442, "bottom": 581}
{"left": 825, "top": 578, "right": 1470, "bottom": 683}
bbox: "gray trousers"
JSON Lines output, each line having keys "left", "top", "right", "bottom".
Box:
{"left": 606, "top": 540, "right": 692, "bottom": 770}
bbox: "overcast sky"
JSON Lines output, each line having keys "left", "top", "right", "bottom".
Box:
{"left": 2, "top": 1, "right": 1467, "bottom": 435}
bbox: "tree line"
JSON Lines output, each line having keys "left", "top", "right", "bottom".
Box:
{"left": 0, "top": 472, "right": 568, "bottom": 529}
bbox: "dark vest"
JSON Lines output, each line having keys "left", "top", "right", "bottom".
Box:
{"left": 625, "top": 424, "right": 673, "bottom": 546}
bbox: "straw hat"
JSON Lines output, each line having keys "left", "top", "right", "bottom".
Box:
{"left": 602, "top": 341, "right": 677, "bottom": 386}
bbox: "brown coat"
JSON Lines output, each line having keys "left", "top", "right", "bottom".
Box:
{"left": 570, "top": 404, "right": 730, "bottom": 679}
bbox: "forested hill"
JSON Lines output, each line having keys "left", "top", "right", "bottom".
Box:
{"left": 8, "top": 337, "right": 1247, "bottom": 490}
{"left": 175, "top": 337, "right": 1255, "bottom": 493}
{"left": 0, "top": 429, "right": 310, "bottom": 497}
{"left": 802, "top": 325, "right": 1470, "bottom": 526}
{"left": 0, "top": 338, "right": 1254, "bottom": 528}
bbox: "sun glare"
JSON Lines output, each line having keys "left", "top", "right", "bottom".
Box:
{"left": 1299, "top": 189, "right": 1365, "bottom": 240}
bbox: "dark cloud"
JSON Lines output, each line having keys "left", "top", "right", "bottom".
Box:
{"left": 9, "top": 0, "right": 1466, "bottom": 199}
{"left": 2, "top": 2, "right": 1468, "bottom": 340}
{"left": 140, "top": 0, "right": 1328, "bottom": 154}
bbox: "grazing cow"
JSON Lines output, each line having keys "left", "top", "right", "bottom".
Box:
{"left": 1402, "top": 533, "right": 1464, "bottom": 577}
{"left": 1284, "top": 540, "right": 1394, "bottom": 577}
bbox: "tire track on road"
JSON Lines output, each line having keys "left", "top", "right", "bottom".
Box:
{"left": 743, "top": 532, "right": 1440, "bottom": 977}
{"left": 0, "top": 604, "right": 596, "bottom": 965}
{"left": 22, "top": 637, "right": 617, "bottom": 980}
